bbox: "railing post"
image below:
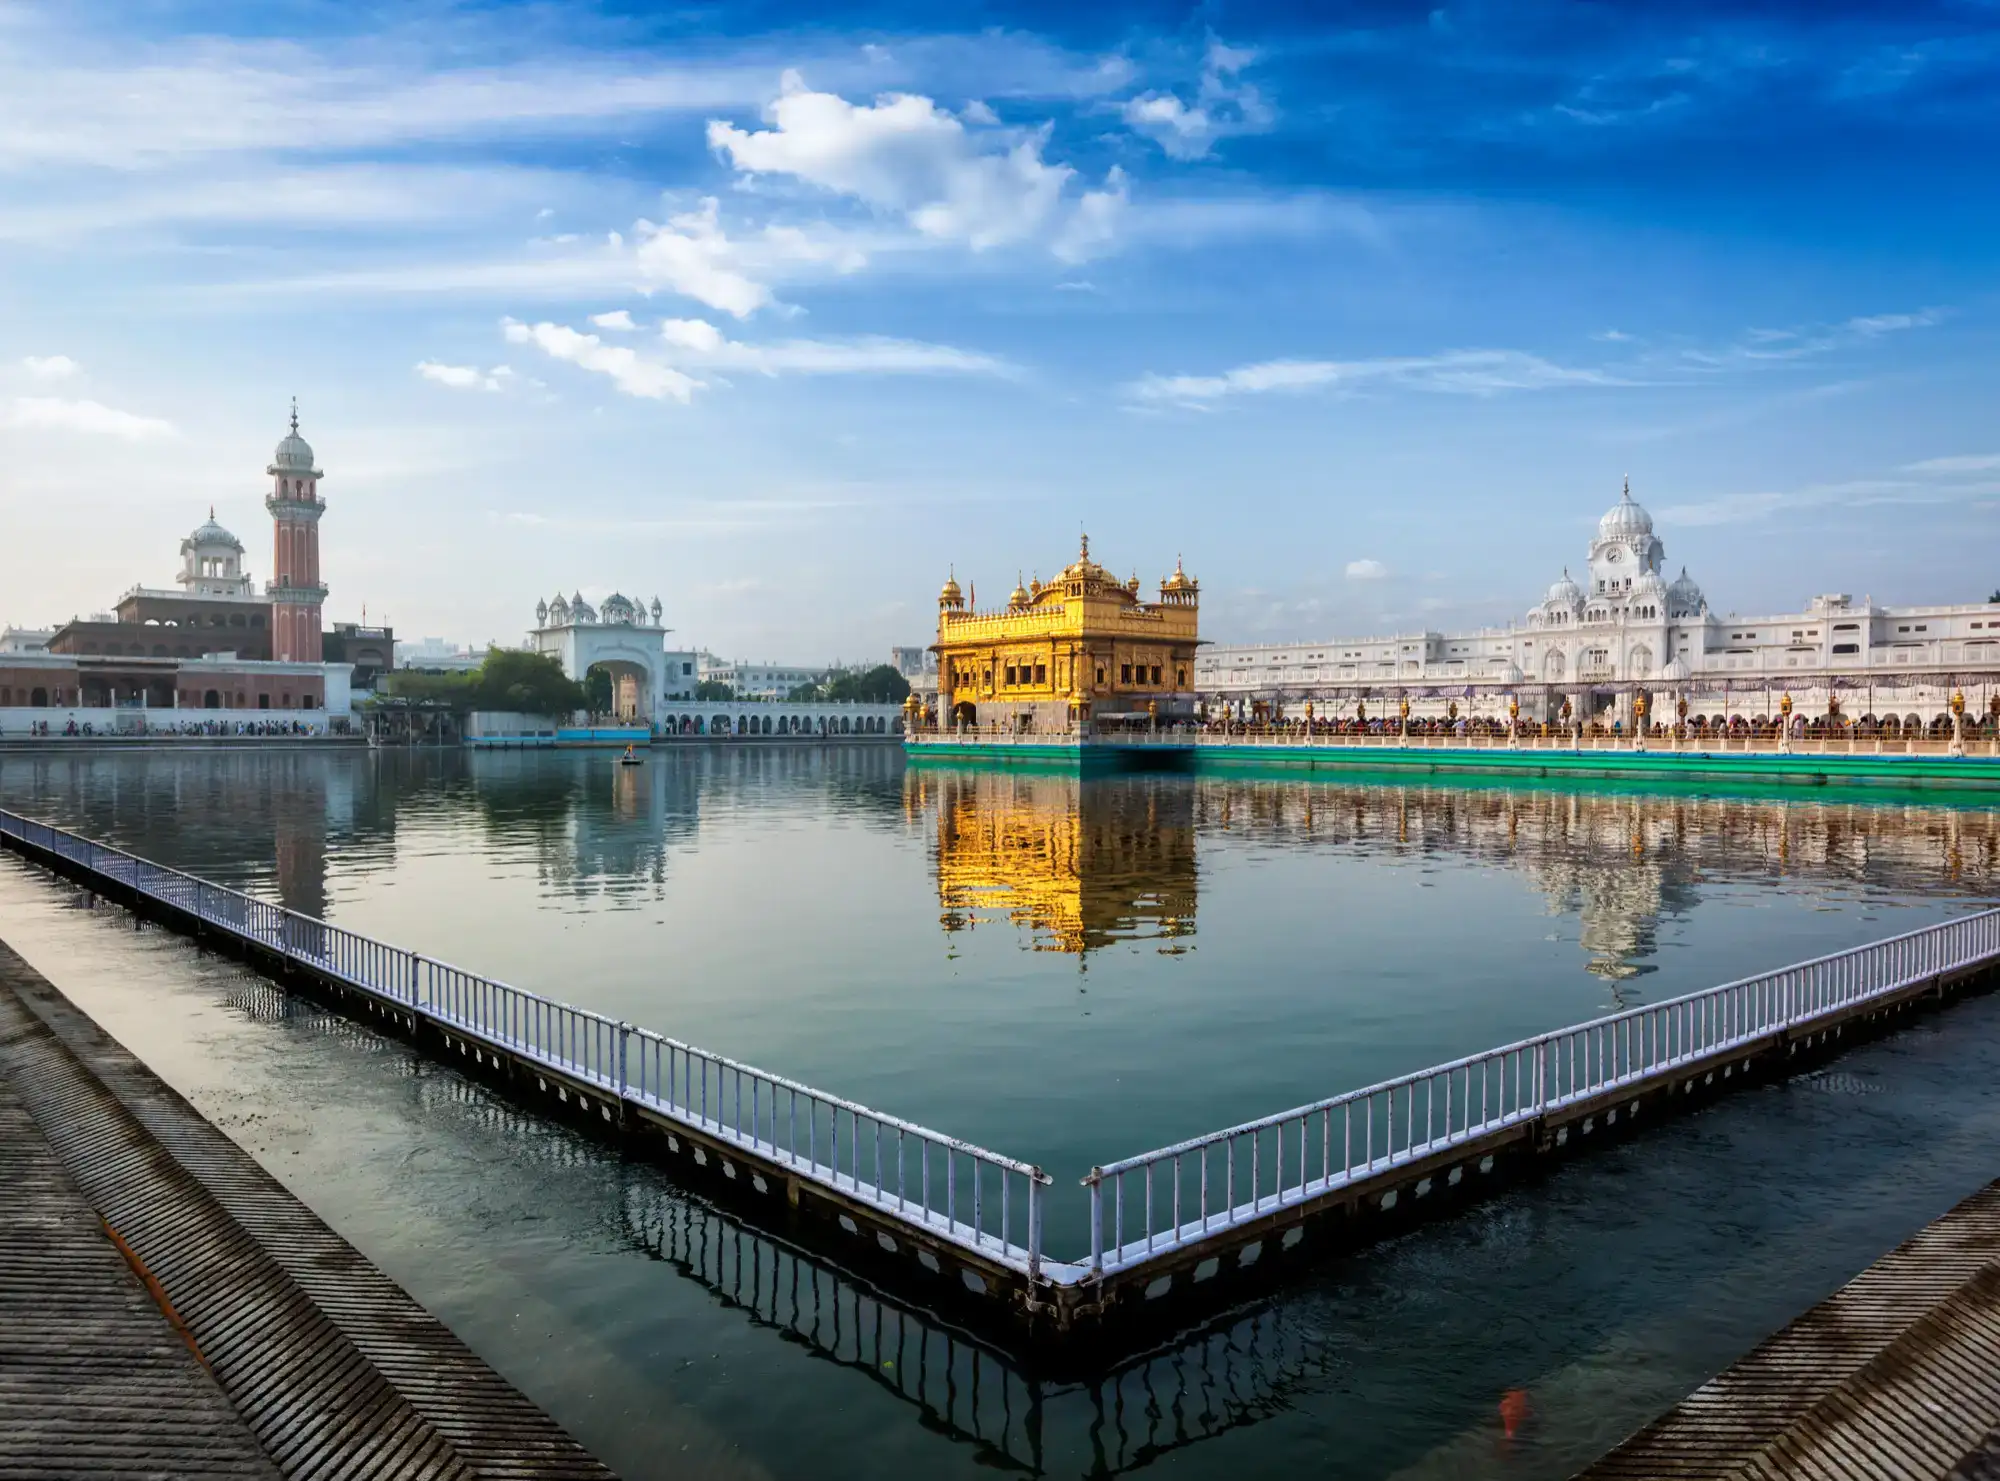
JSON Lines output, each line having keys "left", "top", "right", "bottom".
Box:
{"left": 617, "top": 1021, "right": 631, "bottom": 1098}
{"left": 1028, "top": 1174, "right": 1045, "bottom": 1282}
{"left": 1088, "top": 1169, "right": 1104, "bottom": 1276}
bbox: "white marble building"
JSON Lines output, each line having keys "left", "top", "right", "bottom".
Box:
{"left": 529, "top": 592, "right": 698, "bottom": 719}
{"left": 1197, "top": 480, "right": 2000, "bottom": 724}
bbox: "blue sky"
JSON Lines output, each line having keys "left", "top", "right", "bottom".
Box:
{"left": 2, "top": 0, "right": 1996, "bottom": 660}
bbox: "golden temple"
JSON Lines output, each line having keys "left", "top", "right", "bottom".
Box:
{"left": 927, "top": 536, "right": 1199, "bottom": 733}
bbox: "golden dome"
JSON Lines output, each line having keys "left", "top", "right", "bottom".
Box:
{"left": 1162, "top": 556, "right": 1197, "bottom": 593}
{"left": 940, "top": 570, "right": 963, "bottom": 607}
{"left": 1009, "top": 574, "right": 1030, "bottom": 609}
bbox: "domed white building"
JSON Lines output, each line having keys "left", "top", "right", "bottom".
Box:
{"left": 1195, "top": 477, "right": 2000, "bottom": 729}
{"left": 529, "top": 588, "right": 696, "bottom": 718}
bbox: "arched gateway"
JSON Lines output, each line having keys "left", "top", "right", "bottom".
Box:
{"left": 528, "top": 590, "right": 696, "bottom": 721}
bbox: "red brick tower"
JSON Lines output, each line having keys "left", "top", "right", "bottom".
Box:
{"left": 265, "top": 399, "right": 326, "bottom": 663}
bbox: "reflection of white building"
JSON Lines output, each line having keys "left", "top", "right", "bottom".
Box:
{"left": 1198, "top": 480, "right": 2000, "bottom": 723}
{"left": 529, "top": 591, "right": 697, "bottom": 719}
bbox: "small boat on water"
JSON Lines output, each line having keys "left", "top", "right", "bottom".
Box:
{"left": 617, "top": 744, "right": 644, "bottom": 766}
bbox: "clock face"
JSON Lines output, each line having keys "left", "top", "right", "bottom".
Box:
{"left": 1606, "top": 547, "right": 1623, "bottom": 563}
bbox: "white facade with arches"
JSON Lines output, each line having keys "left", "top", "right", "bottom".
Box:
{"left": 1197, "top": 479, "right": 2000, "bottom": 727}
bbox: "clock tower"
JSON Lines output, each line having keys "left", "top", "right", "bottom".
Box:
{"left": 265, "top": 400, "right": 327, "bottom": 664}
{"left": 1586, "top": 476, "right": 1662, "bottom": 601}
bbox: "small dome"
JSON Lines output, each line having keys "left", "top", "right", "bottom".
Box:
{"left": 1009, "top": 577, "right": 1030, "bottom": 609}
{"left": 271, "top": 432, "right": 315, "bottom": 472}
{"left": 1598, "top": 477, "right": 1652, "bottom": 540}
{"left": 1632, "top": 568, "right": 1667, "bottom": 598}
{"left": 601, "top": 593, "right": 636, "bottom": 624}
{"left": 1547, "top": 568, "right": 1582, "bottom": 606}
{"left": 939, "top": 572, "right": 963, "bottom": 606}
{"left": 536, "top": 598, "right": 549, "bottom": 621}
{"left": 1659, "top": 656, "right": 1691, "bottom": 682}
{"left": 650, "top": 597, "right": 663, "bottom": 622}
{"left": 569, "top": 590, "right": 596, "bottom": 624}
{"left": 184, "top": 510, "right": 243, "bottom": 552}
{"left": 1666, "top": 567, "right": 1704, "bottom": 615}
{"left": 1162, "top": 557, "right": 1197, "bottom": 593}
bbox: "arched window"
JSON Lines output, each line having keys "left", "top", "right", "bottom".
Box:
{"left": 203, "top": 689, "right": 220, "bottom": 709}
{"left": 1544, "top": 650, "right": 1565, "bottom": 681}
{"left": 31, "top": 687, "right": 48, "bottom": 707}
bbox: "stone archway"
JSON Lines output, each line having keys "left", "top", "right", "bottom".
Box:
{"left": 584, "top": 659, "right": 652, "bottom": 721}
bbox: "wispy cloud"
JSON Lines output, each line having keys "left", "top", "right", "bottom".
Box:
{"left": 1122, "top": 38, "right": 1274, "bottom": 160}
{"left": 3, "top": 396, "right": 176, "bottom": 439}
{"left": 1345, "top": 558, "right": 1390, "bottom": 580}
{"left": 502, "top": 319, "right": 700, "bottom": 402}
{"left": 415, "top": 361, "right": 511, "bottom": 392}
{"left": 1906, "top": 453, "right": 2000, "bottom": 474}
{"left": 1657, "top": 475, "right": 1994, "bottom": 528}
{"left": 20, "top": 354, "right": 79, "bottom": 380}
{"left": 1130, "top": 348, "right": 1624, "bottom": 405}
{"left": 502, "top": 315, "right": 1012, "bottom": 401}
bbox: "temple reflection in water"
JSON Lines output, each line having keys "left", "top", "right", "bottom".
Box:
{"left": 911, "top": 769, "right": 2000, "bottom": 974}
{"left": 908, "top": 769, "right": 1198, "bottom": 955}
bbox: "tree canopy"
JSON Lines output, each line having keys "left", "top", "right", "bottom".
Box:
{"left": 380, "top": 648, "right": 585, "bottom": 716}
{"left": 694, "top": 679, "right": 736, "bottom": 701}
{"left": 792, "top": 664, "right": 911, "bottom": 704}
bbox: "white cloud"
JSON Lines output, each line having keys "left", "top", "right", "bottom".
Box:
{"left": 630, "top": 197, "right": 782, "bottom": 318}
{"left": 1053, "top": 167, "right": 1128, "bottom": 263}
{"left": 21, "top": 355, "right": 79, "bottom": 380}
{"left": 1131, "top": 349, "right": 1622, "bottom": 404}
{"left": 708, "top": 73, "right": 1075, "bottom": 250}
{"left": 1121, "top": 39, "right": 1274, "bottom": 160}
{"left": 502, "top": 319, "right": 701, "bottom": 402}
{"left": 1345, "top": 558, "right": 1390, "bottom": 580}
{"left": 1906, "top": 453, "right": 2000, "bottom": 474}
{"left": 590, "top": 310, "right": 638, "bottom": 331}
{"left": 1846, "top": 308, "right": 1944, "bottom": 336}
{"left": 501, "top": 314, "right": 1011, "bottom": 399}
{"left": 4, "top": 396, "right": 176, "bottom": 439}
{"left": 416, "top": 360, "right": 510, "bottom": 392}
{"left": 653, "top": 318, "right": 1012, "bottom": 376}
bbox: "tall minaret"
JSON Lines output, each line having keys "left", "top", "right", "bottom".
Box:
{"left": 265, "top": 399, "right": 327, "bottom": 663}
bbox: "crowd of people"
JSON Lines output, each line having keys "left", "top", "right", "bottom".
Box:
{"left": 0, "top": 716, "right": 353, "bottom": 739}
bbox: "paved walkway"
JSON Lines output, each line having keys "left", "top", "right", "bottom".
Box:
{"left": 0, "top": 939, "right": 618, "bottom": 1481}
{"left": 1579, "top": 1176, "right": 2000, "bottom": 1481}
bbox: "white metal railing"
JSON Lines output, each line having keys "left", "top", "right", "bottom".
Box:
{"left": 1081, "top": 909, "right": 2000, "bottom": 1275}
{"left": 4, "top": 803, "right": 1996, "bottom": 1295}
{"left": 0, "top": 806, "right": 1049, "bottom": 1279}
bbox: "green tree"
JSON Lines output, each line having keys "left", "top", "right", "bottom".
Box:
{"left": 786, "top": 680, "right": 823, "bottom": 701}
{"left": 821, "top": 664, "right": 911, "bottom": 703}
{"left": 694, "top": 679, "right": 736, "bottom": 701}
{"left": 474, "top": 648, "right": 587, "bottom": 714}
{"left": 582, "top": 665, "right": 614, "bottom": 713}
{"left": 378, "top": 648, "right": 584, "bottom": 716}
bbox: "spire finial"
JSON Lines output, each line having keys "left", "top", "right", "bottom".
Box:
{"left": 1080, "top": 530, "right": 1089, "bottom": 560}
{"left": 1622, "top": 473, "right": 1631, "bottom": 502}
{"left": 289, "top": 396, "right": 299, "bottom": 435}
{"left": 209, "top": 504, "right": 215, "bottom": 520}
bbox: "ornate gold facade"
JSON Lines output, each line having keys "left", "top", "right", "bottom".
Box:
{"left": 929, "top": 536, "right": 1199, "bottom": 732}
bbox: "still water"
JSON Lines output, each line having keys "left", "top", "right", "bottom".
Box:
{"left": 2, "top": 745, "right": 1999, "bottom": 1477}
